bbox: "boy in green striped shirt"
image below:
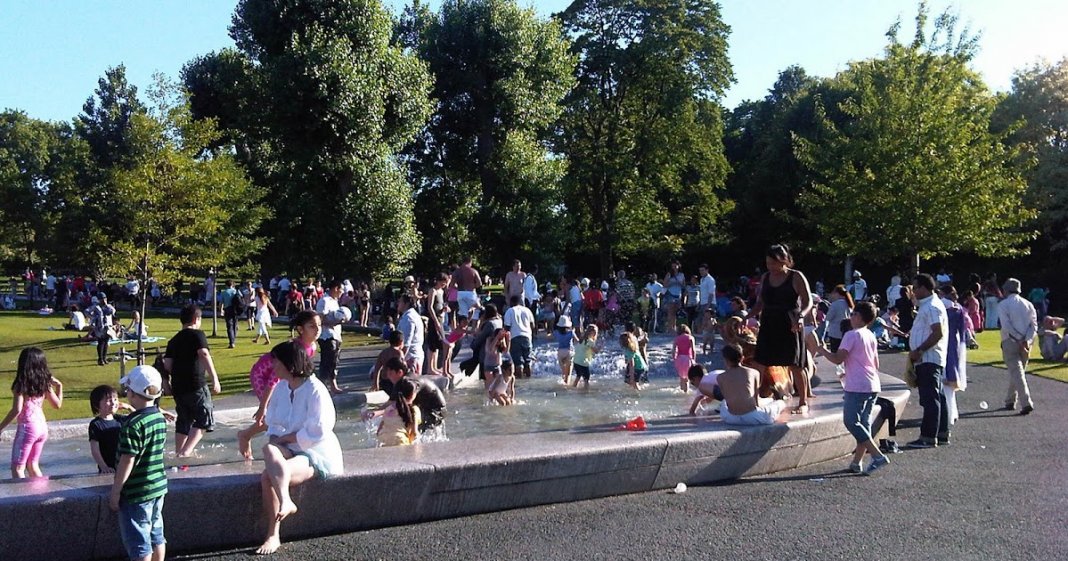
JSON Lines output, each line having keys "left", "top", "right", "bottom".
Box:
{"left": 109, "top": 365, "right": 169, "bottom": 561}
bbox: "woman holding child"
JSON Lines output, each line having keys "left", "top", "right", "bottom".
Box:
{"left": 750, "top": 244, "right": 814, "bottom": 414}
{"left": 256, "top": 340, "right": 343, "bottom": 555}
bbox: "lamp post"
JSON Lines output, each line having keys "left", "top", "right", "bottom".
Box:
{"left": 210, "top": 267, "right": 218, "bottom": 337}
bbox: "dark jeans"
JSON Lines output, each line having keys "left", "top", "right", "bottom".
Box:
{"left": 871, "top": 396, "right": 897, "bottom": 437}
{"left": 318, "top": 338, "right": 341, "bottom": 384}
{"left": 225, "top": 315, "right": 238, "bottom": 346}
{"left": 97, "top": 333, "right": 110, "bottom": 364}
{"left": 916, "top": 362, "right": 949, "bottom": 439}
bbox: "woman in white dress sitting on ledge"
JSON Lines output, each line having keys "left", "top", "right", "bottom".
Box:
{"left": 256, "top": 340, "right": 343, "bottom": 555}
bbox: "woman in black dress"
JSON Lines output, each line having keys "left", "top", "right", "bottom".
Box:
{"left": 751, "top": 244, "right": 814, "bottom": 414}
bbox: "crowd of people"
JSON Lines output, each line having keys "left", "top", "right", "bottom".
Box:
{"left": 2, "top": 245, "right": 1061, "bottom": 558}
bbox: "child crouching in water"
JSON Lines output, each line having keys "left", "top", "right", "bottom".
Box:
{"left": 488, "top": 361, "right": 516, "bottom": 405}
{"left": 687, "top": 364, "right": 725, "bottom": 416}
{"left": 620, "top": 332, "right": 648, "bottom": 390}
{"left": 572, "top": 325, "right": 602, "bottom": 389}
{"left": 376, "top": 378, "right": 421, "bottom": 446}
{"left": 237, "top": 310, "right": 321, "bottom": 459}
{"left": 0, "top": 347, "right": 63, "bottom": 479}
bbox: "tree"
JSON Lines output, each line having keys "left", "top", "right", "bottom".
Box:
{"left": 557, "top": 0, "right": 734, "bottom": 278}
{"left": 398, "top": 0, "right": 576, "bottom": 271}
{"left": 42, "top": 65, "right": 150, "bottom": 277}
{"left": 794, "top": 4, "right": 1036, "bottom": 273}
{"left": 100, "top": 76, "right": 267, "bottom": 361}
{"left": 723, "top": 66, "right": 825, "bottom": 260}
{"left": 993, "top": 58, "right": 1068, "bottom": 252}
{"left": 0, "top": 111, "right": 57, "bottom": 265}
{"left": 184, "top": 0, "right": 433, "bottom": 280}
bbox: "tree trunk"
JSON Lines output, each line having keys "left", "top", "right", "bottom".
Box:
{"left": 137, "top": 249, "right": 148, "bottom": 366}
{"left": 211, "top": 275, "right": 218, "bottom": 338}
{"left": 908, "top": 252, "right": 921, "bottom": 279}
{"left": 843, "top": 255, "right": 854, "bottom": 286}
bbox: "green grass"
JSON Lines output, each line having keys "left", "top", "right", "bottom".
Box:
{"left": 967, "top": 329, "right": 1068, "bottom": 383}
{"left": 0, "top": 311, "right": 383, "bottom": 421}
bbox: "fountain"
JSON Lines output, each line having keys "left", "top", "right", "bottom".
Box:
{"left": 0, "top": 334, "right": 910, "bottom": 560}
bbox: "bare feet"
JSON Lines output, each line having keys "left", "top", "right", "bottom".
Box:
{"left": 256, "top": 535, "right": 281, "bottom": 555}
{"left": 276, "top": 499, "right": 298, "bottom": 522}
{"left": 792, "top": 404, "right": 810, "bottom": 415}
{"left": 237, "top": 430, "right": 254, "bottom": 460}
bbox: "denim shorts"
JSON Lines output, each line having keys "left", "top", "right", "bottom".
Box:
{"left": 842, "top": 391, "right": 878, "bottom": 444}
{"left": 119, "top": 495, "right": 166, "bottom": 560}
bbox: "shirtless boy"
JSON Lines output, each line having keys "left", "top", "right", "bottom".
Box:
{"left": 717, "top": 344, "right": 786, "bottom": 425}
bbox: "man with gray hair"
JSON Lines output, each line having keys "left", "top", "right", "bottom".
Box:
{"left": 997, "top": 278, "right": 1037, "bottom": 415}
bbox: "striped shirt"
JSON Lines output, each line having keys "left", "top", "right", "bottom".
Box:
{"left": 118, "top": 407, "right": 168, "bottom": 504}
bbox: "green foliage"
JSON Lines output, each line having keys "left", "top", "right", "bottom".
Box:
{"left": 99, "top": 75, "right": 267, "bottom": 289}
{"left": 184, "top": 0, "right": 434, "bottom": 279}
{"left": 0, "top": 111, "right": 57, "bottom": 263}
{"left": 723, "top": 66, "right": 826, "bottom": 258}
{"left": 993, "top": 58, "right": 1068, "bottom": 251}
{"left": 557, "top": 0, "right": 734, "bottom": 277}
{"left": 401, "top": 0, "right": 576, "bottom": 272}
{"left": 794, "top": 6, "right": 1036, "bottom": 266}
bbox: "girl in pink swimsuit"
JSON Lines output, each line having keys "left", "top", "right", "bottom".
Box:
{"left": 0, "top": 347, "right": 63, "bottom": 478}
{"left": 237, "top": 310, "right": 321, "bottom": 459}
{"left": 673, "top": 324, "right": 697, "bottom": 393}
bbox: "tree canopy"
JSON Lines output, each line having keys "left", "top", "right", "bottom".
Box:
{"left": 399, "top": 0, "right": 576, "bottom": 272}
{"left": 794, "top": 5, "right": 1036, "bottom": 270}
{"left": 557, "top": 0, "right": 734, "bottom": 277}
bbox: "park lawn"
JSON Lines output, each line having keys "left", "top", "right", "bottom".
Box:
{"left": 967, "top": 329, "right": 1068, "bottom": 383}
{"left": 0, "top": 311, "right": 384, "bottom": 421}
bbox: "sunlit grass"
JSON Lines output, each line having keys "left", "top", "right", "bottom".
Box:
{"left": 0, "top": 311, "right": 383, "bottom": 421}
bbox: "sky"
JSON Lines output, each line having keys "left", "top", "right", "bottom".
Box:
{"left": 1, "top": 0, "right": 1065, "bottom": 123}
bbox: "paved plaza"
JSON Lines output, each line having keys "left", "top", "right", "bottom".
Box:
{"left": 174, "top": 351, "right": 1068, "bottom": 561}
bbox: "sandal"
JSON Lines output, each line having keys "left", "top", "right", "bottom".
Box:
{"left": 791, "top": 405, "right": 809, "bottom": 415}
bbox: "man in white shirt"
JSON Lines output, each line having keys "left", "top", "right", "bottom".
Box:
{"left": 45, "top": 272, "right": 56, "bottom": 301}
{"left": 698, "top": 264, "right": 716, "bottom": 333}
{"left": 316, "top": 280, "right": 345, "bottom": 394}
{"left": 848, "top": 270, "right": 868, "bottom": 302}
{"left": 997, "top": 278, "right": 1037, "bottom": 415}
{"left": 504, "top": 295, "right": 536, "bottom": 378}
{"left": 523, "top": 265, "right": 540, "bottom": 310}
{"left": 905, "top": 273, "right": 949, "bottom": 449}
{"left": 396, "top": 293, "right": 425, "bottom": 375}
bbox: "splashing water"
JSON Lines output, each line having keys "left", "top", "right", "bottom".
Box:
{"left": 36, "top": 334, "right": 722, "bottom": 477}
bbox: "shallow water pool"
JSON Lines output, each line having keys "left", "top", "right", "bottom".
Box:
{"left": 25, "top": 335, "right": 723, "bottom": 479}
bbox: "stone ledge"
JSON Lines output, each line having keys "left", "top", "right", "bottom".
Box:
{"left": 0, "top": 376, "right": 909, "bottom": 560}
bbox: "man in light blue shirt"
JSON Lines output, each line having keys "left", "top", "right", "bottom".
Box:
{"left": 397, "top": 293, "right": 425, "bottom": 375}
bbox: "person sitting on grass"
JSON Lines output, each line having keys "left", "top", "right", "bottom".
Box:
{"left": 256, "top": 340, "right": 343, "bottom": 555}
{"left": 66, "top": 305, "right": 89, "bottom": 332}
{"left": 1039, "top": 316, "right": 1067, "bottom": 361}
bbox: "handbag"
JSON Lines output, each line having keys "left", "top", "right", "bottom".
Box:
{"left": 903, "top": 357, "right": 917, "bottom": 388}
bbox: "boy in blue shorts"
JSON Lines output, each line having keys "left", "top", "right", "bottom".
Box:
{"left": 109, "top": 365, "right": 169, "bottom": 561}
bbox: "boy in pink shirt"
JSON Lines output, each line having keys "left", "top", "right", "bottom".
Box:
{"left": 812, "top": 302, "right": 890, "bottom": 476}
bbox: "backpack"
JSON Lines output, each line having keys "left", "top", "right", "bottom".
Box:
{"left": 230, "top": 293, "right": 247, "bottom": 316}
